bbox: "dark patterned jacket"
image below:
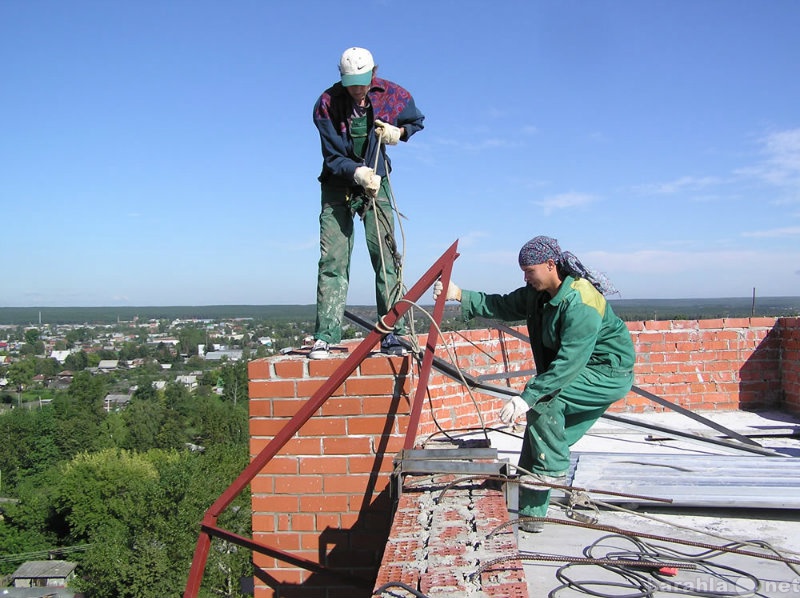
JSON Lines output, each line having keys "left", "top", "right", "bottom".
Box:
{"left": 313, "top": 77, "right": 424, "bottom": 187}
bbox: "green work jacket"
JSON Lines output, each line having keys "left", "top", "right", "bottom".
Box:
{"left": 460, "top": 276, "right": 635, "bottom": 407}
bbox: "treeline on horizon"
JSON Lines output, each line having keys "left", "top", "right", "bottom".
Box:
{"left": 1, "top": 296, "right": 799, "bottom": 326}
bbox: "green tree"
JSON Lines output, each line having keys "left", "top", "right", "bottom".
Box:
{"left": 0, "top": 467, "right": 64, "bottom": 576}
{"left": 190, "top": 395, "right": 248, "bottom": 446}
{"left": 53, "top": 446, "right": 252, "bottom": 598}
{"left": 0, "top": 407, "right": 62, "bottom": 492}
{"left": 7, "top": 359, "right": 35, "bottom": 394}
{"left": 154, "top": 342, "right": 176, "bottom": 364}
{"left": 220, "top": 361, "right": 248, "bottom": 407}
{"left": 122, "top": 400, "right": 167, "bottom": 452}
{"left": 52, "top": 372, "right": 107, "bottom": 458}
{"left": 177, "top": 327, "right": 205, "bottom": 358}
{"left": 132, "top": 380, "right": 158, "bottom": 402}
{"left": 64, "top": 350, "right": 89, "bottom": 372}
{"left": 34, "top": 357, "right": 61, "bottom": 377}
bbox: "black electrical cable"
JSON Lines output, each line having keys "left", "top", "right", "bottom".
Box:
{"left": 372, "top": 580, "right": 431, "bottom": 597}
{"left": 547, "top": 533, "right": 764, "bottom": 598}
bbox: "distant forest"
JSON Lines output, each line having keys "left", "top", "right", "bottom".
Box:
{"left": 1, "top": 296, "right": 800, "bottom": 326}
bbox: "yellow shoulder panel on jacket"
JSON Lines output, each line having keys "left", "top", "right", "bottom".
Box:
{"left": 571, "top": 278, "right": 606, "bottom": 317}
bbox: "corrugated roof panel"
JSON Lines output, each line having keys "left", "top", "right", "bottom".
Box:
{"left": 569, "top": 453, "right": 800, "bottom": 509}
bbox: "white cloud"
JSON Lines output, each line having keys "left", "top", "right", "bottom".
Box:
{"left": 535, "top": 192, "right": 596, "bottom": 215}
{"left": 736, "top": 127, "right": 800, "bottom": 188}
{"left": 585, "top": 248, "right": 800, "bottom": 298}
{"left": 457, "top": 230, "right": 490, "bottom": 248}
{"left": 633, "top": 176, "right": 723, "bottom": 195}
{"left": 433, "top": 136, "right": 520, "bottom": 151}
{"left": 742, "top": 226, "right": 800, "bottom": 238}
{"left": 763, "top": 128, "right": 800, "bottom": 175}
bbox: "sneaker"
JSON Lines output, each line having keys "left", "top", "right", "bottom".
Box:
{"left": 380, "top": 333, "right": 407, "bottom": 356}
{"left": 519, "top": 520, "right": 545, "bottom": 533}
{"left": 308, "top": 339, "right": 330, "bottom": 360}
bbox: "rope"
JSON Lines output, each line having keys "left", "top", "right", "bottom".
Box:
{"left": 395, "top": 299, "right": 488, "bottom": 444}
{"left": 368, "top": 131, "right": 419, "bottom": 352}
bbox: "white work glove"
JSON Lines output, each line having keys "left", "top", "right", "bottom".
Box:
{"left": 432, "top": 280, "right": 462, "bottom": 302}
{"left": 353, "top": 166, "right": 381, "bottom": 198}
{"left": 499, "top": 395, "right": 529, "bottom": 424}
{"left": 374, "top": 119, "right": 402, "bottom": 145}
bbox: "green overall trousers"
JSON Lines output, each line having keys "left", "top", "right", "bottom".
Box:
{"left": 315, "top": 114, "right": 405, "bottom": 344}
{"left": 518, "top": 365, "right": 634, "bottom": 517}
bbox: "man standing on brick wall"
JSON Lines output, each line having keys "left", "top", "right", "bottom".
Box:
{"left": 434, "top": 235, "right": 635, "bottom": 532}
{"left": 309, "top": 47, "right": 425, "bottom": 360}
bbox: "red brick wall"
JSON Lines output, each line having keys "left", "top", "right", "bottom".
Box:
{"left": 780, "top": 317, "right": 800, "bottom": 412}
{"left": 410, "top": 317, "right": 790, "bottom": 435}
{"left": 248, "top": 354, "right": 412, "bottom": 597}
{"left": 247, "top": 316, "right": 798, "bottom": 596}
{"left": 622, "top": 317, "right": 784, "bottom": 412}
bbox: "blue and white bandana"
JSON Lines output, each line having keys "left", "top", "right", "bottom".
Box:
{"left": 518, "top": 236, "right": 618, "bottom": 296}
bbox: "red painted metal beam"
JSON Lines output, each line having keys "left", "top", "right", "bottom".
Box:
{"left": 183, "top": 240, "right": 459, "bottom": 597}
{"left": 401, "top": 243, "right": 457, "bottom": 450}
{"left": 199, "top": 523, "right": 373, "bottom": 588}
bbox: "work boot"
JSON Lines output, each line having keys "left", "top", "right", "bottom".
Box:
{"left": 518, "top": 472, "right": 567, "bottom": 533}
{"left": 519, "top": 519, "right": 545, "bottom": 533}
{"left": 308, "top": 339, "right": 330, "bottom": 360}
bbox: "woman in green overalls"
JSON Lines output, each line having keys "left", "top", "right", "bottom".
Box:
{"left": 434, "top": 235, "right": 636, "bottom": 532}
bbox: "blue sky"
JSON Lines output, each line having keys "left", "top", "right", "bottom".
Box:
{"left": 2, "top": 0, "right": 799, "bottom": 307}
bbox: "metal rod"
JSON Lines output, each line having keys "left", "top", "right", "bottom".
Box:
{"left": 601, "top": 413, "right": 779, "bottom": 457}
{"left": 491, "top": 322, "right": 764, "bottom": 450}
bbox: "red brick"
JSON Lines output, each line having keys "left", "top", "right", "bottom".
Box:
{"left": 250, "top": 418, "right": 287, "bottom": 438}
{"left": 275, "top": 475, "right": 323, "bottom": 495}
{"left": 282, "top": 437, "right": 323, "bottom": 456}
{"left": 324, "top": 473, "right": 370, "bottom": 494}
{"left": 252, "top": 495, "right": 299, "bottom": 514}
{"left": 300, "top": 494, "right": 349, "bottom": 512}
{"left": 323, "top": 436, "right": 372, "bottom": 455}
{"left": 319, "top": 397, "right": 363, "bottom": 416}
{"left": 299, "top": 456, "right": 348, "bottom": 475}
{"left": 348, "top": 455, "right": 395, "bottom": 474}
{"left": 297, "top": 418, "right": 348, "bottom": 436}
{"left": 248, "top": 358, "right": 271, "bottom": 380}
{"left": 249, "top": 399, "right": 272, "bottom": 417}
{"left": 359, "top": 357, "right": 410, "bottom": 376}
{"left": 258, "top": 456, "right": 299, "bottom": 475}
{"left": 316, "top": 513, "right": 341, "bottom": 529}
{"left": 250, "top": 476, "right": 274, "bottom": 494}
{"left": 274, "top": 359, "right": 304, "bottom": 379}
{"left": 308, "top": 359, "right": 345, "bottom": 377}
{"left": 249, "top": 379, "right": 295, "bottom": 400}
{"left": 296, "top": 378, "right": 346, "bottom": 398}
{"left": 272, "top": 398, "right": 311, "bottom": 417}
{"left": 289, "top": 513, "right": 315, "bottom": 532}
{"left": 347, "top": 415, "right": 397, "bottom": 435}
{"left": 346, "top": 376, "right": 398, "bottom": 397}
{"left": 363, "top": 395, "right": 406, "bottom": 414}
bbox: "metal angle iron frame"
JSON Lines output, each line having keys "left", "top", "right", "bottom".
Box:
{"left": 182, "top": 240, "right": 460, "bottom": 597}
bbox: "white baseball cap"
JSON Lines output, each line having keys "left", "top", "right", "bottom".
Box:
{"left": 338, "top": 47, "right": 375, "bottom": 87}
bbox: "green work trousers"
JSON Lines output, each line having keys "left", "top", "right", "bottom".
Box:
{"left": 314, "top": 181, "right": 405, "bottom": 344}
{"left": 518, "top": 365, "right": 633, "bottom": 517}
